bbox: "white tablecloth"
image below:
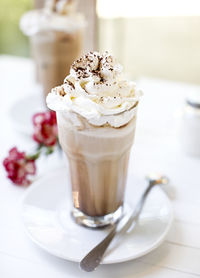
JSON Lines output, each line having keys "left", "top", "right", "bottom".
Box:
{"left": 1, "top": 56, "right": 200, "bottom": 278}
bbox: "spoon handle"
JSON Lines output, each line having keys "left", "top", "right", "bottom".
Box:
{"left": 80, "top": 224, "right": 117, "bottom": 272}
{"left": 80, "top": 181, "right": 155, "bottom": 272}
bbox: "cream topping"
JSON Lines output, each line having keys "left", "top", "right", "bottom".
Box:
{"left": 47, "top": 51, "right": 142, "bottom": 127}
{"left": 45, "top": 0, "right": 77, "bottom": 15}
{"left": 20, "top": 0, "right": 85, "bottom": 36}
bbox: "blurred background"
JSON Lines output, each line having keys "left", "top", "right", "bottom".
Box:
{"left": 1, "top": 0, "right": 200, "bottom": 84}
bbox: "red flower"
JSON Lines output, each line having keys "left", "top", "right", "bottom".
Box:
{"left": 32, "top": 111, "right": 58, "bottom": 147}
{"left": 3, "top": 147, "right": 36, "bottom": 186}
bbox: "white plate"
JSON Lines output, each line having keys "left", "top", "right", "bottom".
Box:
{"left": 21, "top": 167, "right": 173, "bottom": 264}
{"left": 9, "top": 88, "right": 46, "bottom": 135}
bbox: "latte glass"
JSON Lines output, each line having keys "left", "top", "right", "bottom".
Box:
{"left": 30, "top": 29, "right": 84, "bottom": 98}
{"left": 56, "top": 107, "right": 138, "bottom": 228}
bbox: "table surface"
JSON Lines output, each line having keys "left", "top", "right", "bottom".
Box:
{"left": 1, "top": 55, "right": 200, "bottom": 278}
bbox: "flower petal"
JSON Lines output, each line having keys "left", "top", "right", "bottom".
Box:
{"left": 25, "top": 160, "right": 36, "bottom": 175}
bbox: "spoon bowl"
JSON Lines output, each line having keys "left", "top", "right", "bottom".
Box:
{"left": 146, "top": 174, "right": 169, "bottom": 186}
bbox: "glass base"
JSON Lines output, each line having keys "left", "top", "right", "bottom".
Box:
{"left": 71, "top": 206, "right": 123, "bottom": 228}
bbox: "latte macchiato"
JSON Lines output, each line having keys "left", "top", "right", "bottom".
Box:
{"left": 47, "top": 51, "right": 142, "bottom": 227}
{"left": 20, "top": 0, "right": 85, "bottom": 100}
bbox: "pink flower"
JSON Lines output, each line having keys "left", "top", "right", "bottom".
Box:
{"left": 3, "top": 147, "right": 36, "bottom": 186}
{"left": 32, "top": 111, "right": 58, "bottom": 147}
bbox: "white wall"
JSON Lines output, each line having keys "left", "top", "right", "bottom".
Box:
{"left": 99, "top": 16, "right": 200, "bottom": 84}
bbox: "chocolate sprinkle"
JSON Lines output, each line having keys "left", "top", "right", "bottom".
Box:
{"left": 70, "top": 51, "right": 115, "bottom": 83}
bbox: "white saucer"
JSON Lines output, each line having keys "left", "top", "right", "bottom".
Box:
{"left": 9, "top": 89, "right": 46, "bottom": 135}
{"left": 21, "top": 167, "right": 173, "bottom": 264}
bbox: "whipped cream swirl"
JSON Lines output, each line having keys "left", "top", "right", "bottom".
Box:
{"left": 47, "top": 51, "right": 142, "bottom": 127}
{"left": 20, "top": 0, "right": 85, "bottom": 36}
{"left": 45, "top": 0, "right": 77, "bottom": 15}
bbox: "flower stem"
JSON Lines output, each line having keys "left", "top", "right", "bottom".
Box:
{"left": 26, "top": 143, "right": 55, "bottom": 161}
{"left": 26, "top": 149, "right": 41, "bottom": 161}
{"left": 45, "top": 146, "right": 54, "bottom": 155}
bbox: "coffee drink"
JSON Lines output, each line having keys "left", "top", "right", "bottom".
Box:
{"left": 47, "top": 51, "right": 142, "bottom": 227}
{"left": 30, "top": 30, "right": 83, "bottom": 98}
{"left": 57, "top": 111, "right": 137, "bottom": 217}
{"left": 20, "top": 0, "right": 85, "bottom": 99}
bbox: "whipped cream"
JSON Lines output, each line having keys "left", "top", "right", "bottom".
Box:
{"left": 20, "top": 0, "right": 85, "bottom": 36}
{"left": 45, "top": 0, "right": 77, "bottom": 15}
{"left": 47, "top": 51, "right": 142, "bottom": 127}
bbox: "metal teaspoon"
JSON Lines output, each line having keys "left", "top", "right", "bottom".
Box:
{"left": 80, "top": 174, "right": 169, "bottom": 272}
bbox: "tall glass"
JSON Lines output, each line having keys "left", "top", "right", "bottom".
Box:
{"left": 30, "top": 29, "right": 84, "bottom": 98}
{"left": 20, "top": 9, "right": 85, "bottom": 101}
{"left": 56, "top": 107, "right": 138, "bottom": 228}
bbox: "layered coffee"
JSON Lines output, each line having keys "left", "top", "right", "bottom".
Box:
{"left": 20, "top": 0, "right": 85, "bottom": 99}
{"left": 47, "top": 51, "right": 142, "bottom": 227}
{"left": 30, "top": 29, "right": 83, "bottom": 97}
